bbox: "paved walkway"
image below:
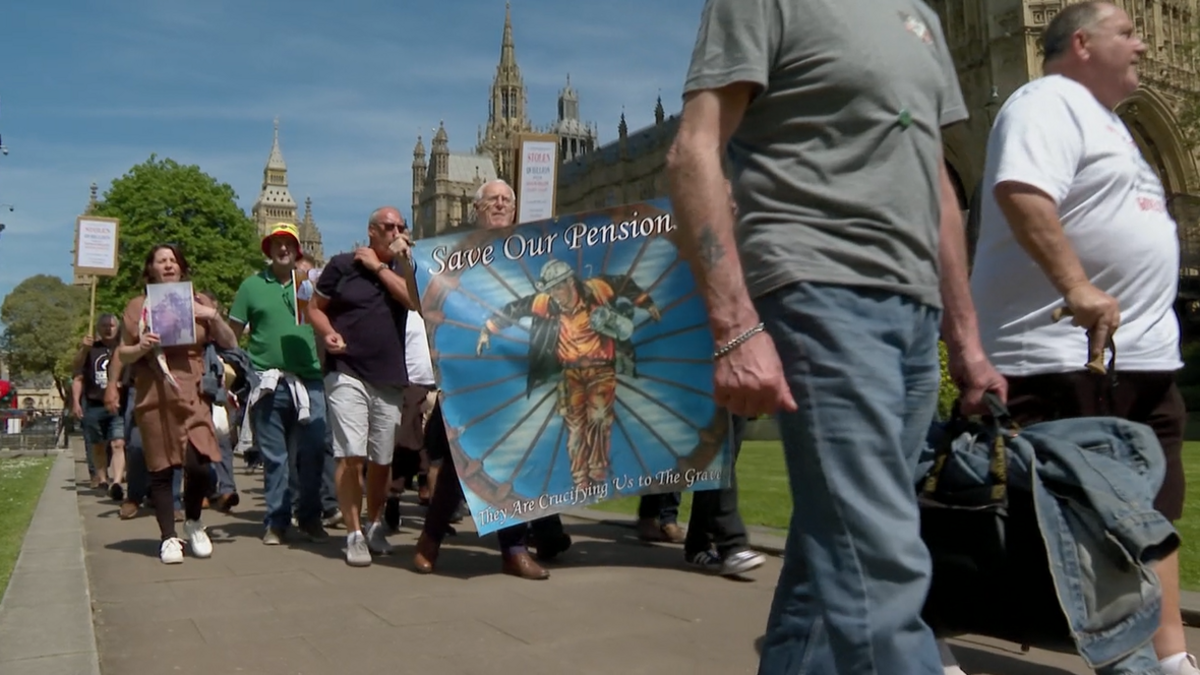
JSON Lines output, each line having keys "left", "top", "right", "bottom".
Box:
{"left": 6, "top": 440, "right": 1200, "bottom": 674}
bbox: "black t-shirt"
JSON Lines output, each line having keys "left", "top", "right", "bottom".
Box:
{"left": 315, "top": 253, "right": 409, "bottom": 387}
{"left": 79, "top": 344, "right": 114, "bottom": 404}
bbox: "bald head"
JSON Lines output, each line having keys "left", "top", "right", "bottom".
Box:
{"left": 366, "top": 206, "right": 405, "bottom": 256}
{"left": 1042, "top": 1, "right": 1107, "bottom": 65}
{"left": 1039, "top": 1, "right": 1144, "bottom": 108}
{"left": 369, "top": 206, "right": 402, "bottom": 228}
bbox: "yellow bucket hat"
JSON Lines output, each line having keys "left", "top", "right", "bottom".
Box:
{"left": 261, "top": 222, "right": 304, "bottom": 259}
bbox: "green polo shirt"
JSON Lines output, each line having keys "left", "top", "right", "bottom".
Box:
{"left": 229, "top": 268, "right": 322, "bottom": 380}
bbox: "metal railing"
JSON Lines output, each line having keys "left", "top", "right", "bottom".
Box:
{"left": 0, "top": 408, "right": 70, "bottom": 452}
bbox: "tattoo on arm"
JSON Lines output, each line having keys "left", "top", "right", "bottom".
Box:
{"left": 697, "top": 226, "right": 727, "bottom": 269}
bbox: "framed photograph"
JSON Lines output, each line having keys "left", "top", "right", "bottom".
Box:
{"left": 146, "top": 281, "right": 196, "bottom": 347}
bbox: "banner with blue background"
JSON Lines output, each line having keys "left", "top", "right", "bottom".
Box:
{"left": 413, "top": 198, "right": 733, "bottom": 535}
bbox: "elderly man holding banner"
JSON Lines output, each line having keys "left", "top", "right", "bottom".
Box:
{"left": 412, "top": 178, "right": 573, "bottom": 580}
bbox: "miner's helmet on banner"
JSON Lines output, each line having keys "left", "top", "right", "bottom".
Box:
{"left": 535, "top": 259, "right": 575, "bottom": 291}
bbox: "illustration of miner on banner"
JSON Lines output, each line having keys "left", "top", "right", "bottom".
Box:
{"left": 476, "top": 258, "right": 661, "bottom": 490}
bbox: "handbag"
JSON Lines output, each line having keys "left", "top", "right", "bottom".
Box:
{"left": 918, "top": 392, "right": 1072, "bottom": 650}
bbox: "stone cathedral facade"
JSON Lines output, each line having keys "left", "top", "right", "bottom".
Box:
{"left": 411, "top": 3, "right": 599, "bottom": 239}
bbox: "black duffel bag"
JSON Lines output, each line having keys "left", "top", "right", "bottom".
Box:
{"left": 918, "top": 393, "right": 1072, "bottom": 650}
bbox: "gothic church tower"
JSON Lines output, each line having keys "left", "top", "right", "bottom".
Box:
{"left": 250, "top": 118, "right": 325, "bottom": 264}
{"left": 475, "top": 2, "right": 533, "bottom": 182}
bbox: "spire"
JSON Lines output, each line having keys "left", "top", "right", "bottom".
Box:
{"left": 304, "top": 196, "right": 313, "bottom": 223}
{"left": 655, "top": 93, "right": 665, "bottom": 125}
{"left": 618, "top": 109, "right": 628, "bottom": 137}
{"left": 86, "top": 182, "right": 98, "bottom": 214}
{"left": 477, "top": 1, "right": 531, "bottom": 182}
{"left": 267, "top": 116, "right": 286, "bottom": 170}
{"left": 433, "top": 120, "right": 448, "bottom": 147}
{"left": 500, "top": 1, "right": 515, "bottom": 68}
{"left": 413, "top": 134, "right": 425, "bottom": 159}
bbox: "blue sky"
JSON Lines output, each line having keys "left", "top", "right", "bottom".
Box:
{"left": 0, "top": 0, "right": 701, "bottom": 305}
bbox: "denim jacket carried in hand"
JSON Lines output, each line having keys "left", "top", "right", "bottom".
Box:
{"left": 921, "top": 417, "right": 1179, "bottom": 675}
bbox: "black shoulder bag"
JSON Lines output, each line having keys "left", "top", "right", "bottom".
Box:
{"left": 918, "top": 392, "right": 1072, "bottom": 651}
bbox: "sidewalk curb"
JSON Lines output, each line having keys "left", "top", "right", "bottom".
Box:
{"left": 565, "top": 507, "right": 1200, "bottom": 627}
{"left": 1182, "top": 592, "right": 1200, "bottom": 628}
{"left": 564, "top": 506, "right": 788, "bottom": 555}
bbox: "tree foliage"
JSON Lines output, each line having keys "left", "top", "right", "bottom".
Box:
{"left": 0, "top": 274, "right": 89, "bottom": 402}
{"left": 88, "top": 155, "right": 264, "bottom": 316}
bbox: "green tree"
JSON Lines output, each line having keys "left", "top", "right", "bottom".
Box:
{"left": 88, "top": 155, "right": 263, "bottom": 317}
{"left": 0, "top": 274, "right": 89, "bottom": 402}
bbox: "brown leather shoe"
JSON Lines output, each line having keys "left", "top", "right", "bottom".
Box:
{"left": 637, "top": 517, "right": 664, "bottom": 542}
{"left": 215, "top": 493, "right": 240, "bottom": 513}
{"left": 502, "top": 551, "right": 549, "bottom": 580}
{"left": 661, "top": 522, "right": 686, "bottom": 544}
{"left": 118, "top": 500, "right": 138, "bottom": 520}
{"left": 412, "top": 533, "right": 440, "bottom": 574}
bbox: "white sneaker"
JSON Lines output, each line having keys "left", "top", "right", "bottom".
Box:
{"left": 720, "top": 549, "right": 766, "bottom": 576}
{"left": 1166, "top": 654, "right": 1200, "bottom": 675}
{"left": 366, "top": 521, "right": 393, "bottom": 555}
{"left": 160, "top": 537, "right": 184, "bottom": 564}
{"left": 183, "top": 520, "right": 212, "bottom": 558}
{"left": 345, "top": 531, "right": 372, "bottom": 567}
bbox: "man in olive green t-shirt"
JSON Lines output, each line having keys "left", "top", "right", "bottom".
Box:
{"left": 229, "top": 223, "right": 329, "bottom": 545}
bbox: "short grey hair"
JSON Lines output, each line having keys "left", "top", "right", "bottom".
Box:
{"left": 1041, "top": 1, "right": 1106, "bottom": 64}
{"left": 473, "top": 179, "right": 515, "bottom": 205}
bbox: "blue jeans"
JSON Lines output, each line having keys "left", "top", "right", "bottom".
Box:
{"left": 289, "top": 412, "right": 339, "bottom": 516}
{"left": 755, "top": 282, "right": 942, "bottom": 675}
{"left": 212, "top": 411, "right": 237, "bottom": 497}
{"left": 252, "top": 378, "right": 327, "bottom": 530}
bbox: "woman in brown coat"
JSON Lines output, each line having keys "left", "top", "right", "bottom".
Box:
{"left": 117, "top": 244, "right": 238, "bottom": 564}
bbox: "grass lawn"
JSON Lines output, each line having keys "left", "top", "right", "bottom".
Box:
{"left": 1178, "top": 442, "right": 1200, "bottom": 590}
{"left": 589, "top": 440, "right": 792, "bottom": 531}
{"left": 0, "top": 456, "right": 55, "bottom": 597}
{"left": 591, "top": 439, "right": 1200, "bottom": 591}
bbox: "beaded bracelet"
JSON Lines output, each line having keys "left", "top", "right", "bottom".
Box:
{"left": 713, "top": 323, "right": 765, "bottom": 360}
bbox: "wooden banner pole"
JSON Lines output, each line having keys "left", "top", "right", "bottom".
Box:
{"left": 88, "top": 275, "right": 97, "bottom": 333}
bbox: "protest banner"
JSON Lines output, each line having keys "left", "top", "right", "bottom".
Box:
{"left": 513, "top": 133, "right": 558, "bottom": 223}
{"left": 413, "top": 198, "right": 733, "bottom": 535}
{"left": 72, "top": 215, "right": 121, "bottom": 330}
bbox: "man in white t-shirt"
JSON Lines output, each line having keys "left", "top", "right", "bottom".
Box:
{"left": 969, "top": 3, "right": 1193, "bottom": 673}
{"left": 390, "top": 309, "right": 439, "bottom": 501}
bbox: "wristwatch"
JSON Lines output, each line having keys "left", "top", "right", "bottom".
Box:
{"left": 376, "top": 262, "right": 387, "bottom": 274}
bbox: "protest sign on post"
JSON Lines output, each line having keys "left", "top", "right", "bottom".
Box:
{"left": 72, "top": 215, "right": 121, "bottom": 330}
{"left": 413, "top": 197, "right": 733, "bottom": 535}
{"left": 513, "top": 133, "right": 559, "bottom": 224}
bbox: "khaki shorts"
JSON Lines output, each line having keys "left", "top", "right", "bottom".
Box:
{"left": 396, "top": 385, "right": 438, "bottom": 451}
{"left": 326, "top": 371, "right": 404, "bottom": 465}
